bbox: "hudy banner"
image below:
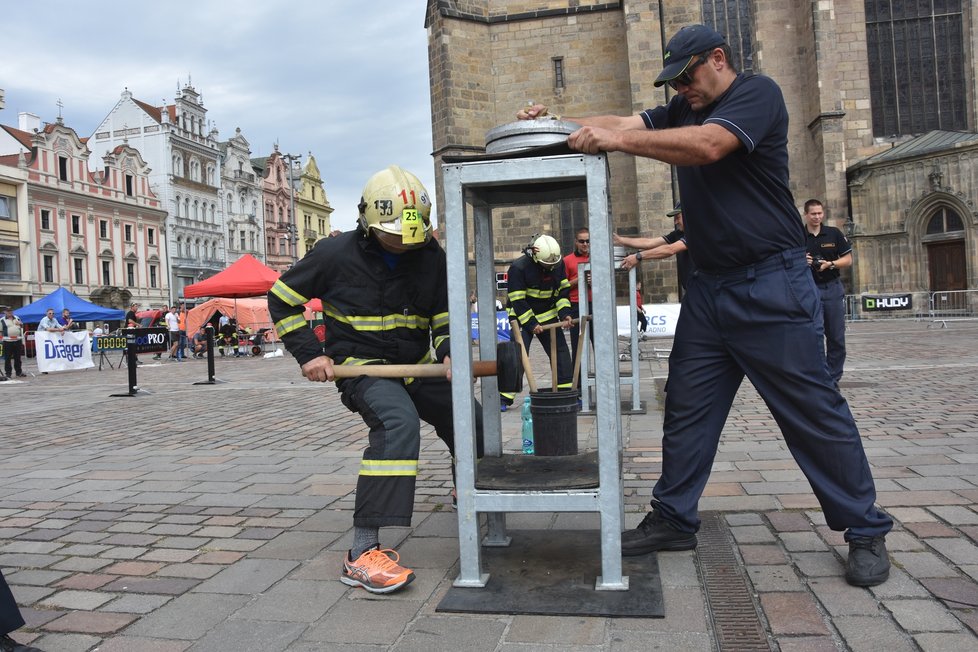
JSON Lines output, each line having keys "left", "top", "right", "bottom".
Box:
{"left": 35, "top": 330, "right": 94, "bottom": 372}
{"left": 862, "top": 294, "right": 913, "bottom": 312}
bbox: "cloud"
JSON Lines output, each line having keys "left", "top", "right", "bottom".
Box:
{"left": 1, "top": 0, "right": 436, "bottom": 232}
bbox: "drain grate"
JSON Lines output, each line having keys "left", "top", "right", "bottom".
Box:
{"left": 696, "top": 512, "right": 771, "bottom": 652}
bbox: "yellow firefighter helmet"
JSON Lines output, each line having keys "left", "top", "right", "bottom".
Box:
{"left": 357, "top": 165, "right": 432, "bottom": 247}
{"left": 531, "top": 234, "right": 562, "bottom": 268}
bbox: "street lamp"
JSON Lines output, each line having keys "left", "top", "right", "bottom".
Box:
{"left": 281, "top": 152, "right": 301, "bottom": 264}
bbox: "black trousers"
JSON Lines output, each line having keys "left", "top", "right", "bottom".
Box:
{"left": 1, "top": 569, "right": 25, "bottom": 636}
{"left": 3, "top": 340, "right": 23, "bottom": 377}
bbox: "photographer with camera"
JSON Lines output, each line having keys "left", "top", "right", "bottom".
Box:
{"left": 804, "top": 199, "right": 852, "bottom": 385}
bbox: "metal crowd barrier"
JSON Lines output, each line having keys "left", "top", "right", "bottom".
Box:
{"left": 841, "top": 289, "right": 978, "bottom": 325}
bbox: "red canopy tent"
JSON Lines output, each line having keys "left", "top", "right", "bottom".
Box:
{"left": 182, "top": 254, "right": 280, "bottom": 299}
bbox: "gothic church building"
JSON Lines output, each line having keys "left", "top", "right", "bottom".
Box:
{"left": 426, "top": 1, "right": 976, "bottom": 315}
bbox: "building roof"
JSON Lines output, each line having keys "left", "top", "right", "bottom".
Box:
{"left": 250, "top": 157, "right": 268, "bottom": 175}
{"left": 1, "top": 124, "right": 34, "bottom": 149}
{"left": 852, "top": 130, "right": 978, "bottom": 170}
{"left": 132, "top": 98, "right": 176, "bottom": 124}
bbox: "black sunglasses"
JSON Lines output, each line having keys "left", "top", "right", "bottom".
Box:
{"left": 668, "top": 52, "right": 711, "bottom": 90}
{"left": 577, "top": 239, "right": 590, "bottom": 244}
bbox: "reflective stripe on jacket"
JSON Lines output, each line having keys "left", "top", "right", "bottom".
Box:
{"left": 268, "top": 230, "right": 450, "bottom": 368}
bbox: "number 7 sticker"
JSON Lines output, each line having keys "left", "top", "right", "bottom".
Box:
{"left": 401, "top": 208, "right": 424, "bottom": 244}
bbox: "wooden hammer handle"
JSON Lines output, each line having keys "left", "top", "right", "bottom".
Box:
{"left": 330, "top": 361, "right": 497, "bottom": 379}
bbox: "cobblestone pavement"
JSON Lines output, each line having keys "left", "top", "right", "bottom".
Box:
{"left": 1, "top": 320, "right": 976, "bottom": 651}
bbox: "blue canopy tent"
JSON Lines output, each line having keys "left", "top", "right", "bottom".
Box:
{"left": 14, "top": 287, "right": 125, "bottom": 323}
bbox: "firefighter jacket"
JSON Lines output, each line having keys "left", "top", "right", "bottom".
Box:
{"left": 506, "top": 254, "right": 572, "bottom": 330}
{"left": 268, "top": 229, "right": 450, "bottom": 369}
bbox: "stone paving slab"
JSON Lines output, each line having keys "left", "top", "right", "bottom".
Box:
{"left": 0, "top": 321, "right": 976, "bottom": 650}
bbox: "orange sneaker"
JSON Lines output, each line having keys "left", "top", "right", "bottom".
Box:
{"left": 341, "top": 547, "right": 415, "bottom": 594}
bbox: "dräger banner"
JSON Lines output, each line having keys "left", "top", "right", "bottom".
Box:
{"left": 616, "top": 303, "right": 682, "bottom": 337}
{"left": 35, "top": 330, "right": 94, "bottom": 373}
{"left": 862, "top": 294, "right": 912, "bottom": 312}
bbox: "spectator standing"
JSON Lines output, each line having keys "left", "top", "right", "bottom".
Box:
{"left": 125, "top": 303, "right": 140, "bottom": 328}
{"left": 518, "top": 23, "right": 892, "bottom": 587}
{"left": 58, "top": 309, "right": 74, "bottom": 331}
{"left": 804, "top": 199, "right": 852, "bottom": 385}
{"left": 1, "top": 307, "right": 26, "bottom": 379}
{"left": 563, "top": 227, "right": 592, "bottom": 368}
{"left": 164, "top": 306, "right": 181, "bottom": 361}
{"left": 501, "top": 234, "right": 574, "bottom": 410}
{"left": 177, "top": 303, "right": 189, "bottom": 359}
{"left": 152, "top": 305, "right": 168, "bottom": 360}
{"left": 37, "top": 309, "right": 62, "bottom": 333}
{"left": 268, "top": 165, "right": 483, "bottom": 594}
{"left": 635, "top": 281, "right": 648, "bottom": 333}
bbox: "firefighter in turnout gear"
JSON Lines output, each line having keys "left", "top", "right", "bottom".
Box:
{"left": 268, "top": 165, "right": 483, "bottom": 594}
{"left": 500, "top": 233, "right": 575, "bottom": 409}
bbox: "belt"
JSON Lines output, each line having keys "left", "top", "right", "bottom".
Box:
{"left": 696, "top": 247, "right": 806, "bottom": 281}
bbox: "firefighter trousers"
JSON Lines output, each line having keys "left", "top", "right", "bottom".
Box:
{"left": 340, "top": 375, "right": 484, "bottom": 528}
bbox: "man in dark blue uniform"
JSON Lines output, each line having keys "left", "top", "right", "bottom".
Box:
{"left": 519, "top": 24, "right": 891, "bottom": 587}
{"left": 615, "top": 202, "right": 692, "bottom": 292}
{"left": 803, "top": 199, "right": 852, "bottom": 384}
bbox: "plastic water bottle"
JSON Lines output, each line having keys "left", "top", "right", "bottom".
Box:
{"left": 521, "top": 396, "right": 534, "bottom": 455}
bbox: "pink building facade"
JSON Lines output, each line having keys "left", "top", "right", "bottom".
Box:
{"left": 0, "top": 114, "right": 169, "bottom": 313}
{"left": 255, "top": 147, "right": 296, "bottom": 273}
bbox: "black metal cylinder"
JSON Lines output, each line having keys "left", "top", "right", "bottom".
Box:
{"left": 530, "top": 388, "right": 579, "bottom": 456}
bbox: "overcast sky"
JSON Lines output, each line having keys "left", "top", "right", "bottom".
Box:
{"left": 2, "top": 2, "right": 435, "bottom": 232}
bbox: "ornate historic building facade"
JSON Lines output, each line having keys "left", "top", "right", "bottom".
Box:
{"left": 87, "top": 82, "right": 224, "bottom": 298}
{"left": 219, "top": 128, "right": 265, "bottom": 264}
{"left": 0, "top": 113, "right": 168, "bottom": 312}
{"left": 294, "top": 154, "right": 333, "bottom": 259}
{"left": 425, "top": 1, "right": 976, "bottom": 308}
{"left": 253, "top": 148, "right": 297, "bottom": 273}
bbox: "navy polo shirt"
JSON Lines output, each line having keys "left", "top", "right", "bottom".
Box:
{"left": 641, "top": 74, "right": 805, "bottom": 271}
{"left": 806, "top": 225, "right": 851, "bottom": 284}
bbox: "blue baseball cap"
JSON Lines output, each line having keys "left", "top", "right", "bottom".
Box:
{"left": 654, "top": 25, "right": 726, "bottom": 88}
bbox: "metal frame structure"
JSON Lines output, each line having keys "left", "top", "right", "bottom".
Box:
{"left": 443, "top": 151, "right": 627, "bottom": 591}
{"left": 578, "top": 262, "right": 643, "bottom": 414}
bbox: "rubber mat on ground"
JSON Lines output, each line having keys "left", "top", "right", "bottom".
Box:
{"left": 437, "top": 529, "right": 664, "bottom": 618}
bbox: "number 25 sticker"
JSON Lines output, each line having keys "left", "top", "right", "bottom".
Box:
{"left": 401, "top": 208, "right": 424, "bottom": 244}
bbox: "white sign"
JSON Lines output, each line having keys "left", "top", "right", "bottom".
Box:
{"left": 35, "top": 330, "right": 94, "bottom": 373}
{"left": 616, "top": 303, "right": 682, "bottom": 337}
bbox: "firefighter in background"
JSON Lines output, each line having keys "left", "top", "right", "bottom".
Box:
{"left": 268, "top": 165, "right": 482, "bottom": 595}
{"left": 500, "top": 233, "right": 574, "bottom": 410}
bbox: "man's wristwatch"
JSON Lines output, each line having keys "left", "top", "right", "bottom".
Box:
{"left": 829, "top": 261, "right": 836, "bottom": 270}
{"left": 635, "top": 251, "right": 643, "bottom": 262}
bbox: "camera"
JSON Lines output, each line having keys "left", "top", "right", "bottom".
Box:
{"left": 810, "top": 255, "right": 826, "bottom": 269}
